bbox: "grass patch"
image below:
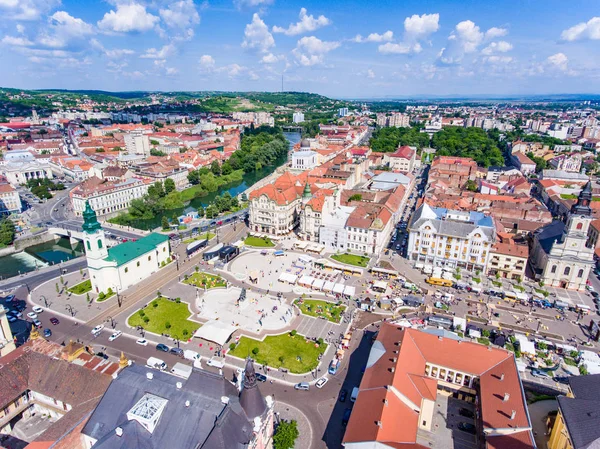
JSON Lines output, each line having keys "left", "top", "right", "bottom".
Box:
{"left": 331, "top": 253, "right": 370, "bottom": 267}
{"left": 477, "top": 337, "right": 490, "bottom": 346}
{"left": 563, "top": 357, "right": 578, "bottom": 367}
{"left": 68, "top": 279, "right": 92, "bottom": 295}
{"left": 526, "top": 391, "right": 557, "bottom": 404}
{"left": 534, "top": 288, "right": 550, "bottom": 297}
{"left": 97, "top": 291, "right": 115, "bottom": 302}
{"left": 514, "top": 285, "right": 525, "bottom": 292}
{"left": 244, "top": 236, "right": 275, "bottom": 247}
{"left": 183, "top": 233, "right": 215, "bottom": 244}
{"left": 183, "top": 272, "right": 227, "bottom": 289}
{"left": 127, "top": 297, "right": 200, "bottom": 339}
{"left": 492, "top": 281, "right": 502, "bottom": 287}
{"left": 294, "top": 299, "right": 346, "bottom": 323}
{"left": 229, "top": 333, "right": 327, "bottom": 374}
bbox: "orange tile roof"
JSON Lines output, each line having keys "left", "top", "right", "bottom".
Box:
{"left": 486, "top": 431, "right": 535, "bottom": 449}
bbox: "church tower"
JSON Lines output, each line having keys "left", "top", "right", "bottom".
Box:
{"left": 564, "top": 181, "right": 593, "bottom": 240}
{"left": 82, "top": 201, "right": 108, "bottom": 261}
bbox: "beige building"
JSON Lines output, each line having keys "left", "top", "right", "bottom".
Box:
{"left": 70, "top": 176, "right": 150, "bottom": 217}
{"left": 488, "top": 241, "right": 528, "bottom": 280}
{"left": 388, "top": 146, "right": 417, "bottom": 173}
{"left": 0, "top": 183, "right": 22, "bottom": 215}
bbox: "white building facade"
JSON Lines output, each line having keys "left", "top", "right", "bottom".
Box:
{"left": 71, "top": 178, "right": 150, "bottom": 217}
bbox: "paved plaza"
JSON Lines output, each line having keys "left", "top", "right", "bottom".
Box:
{"left": 197, "top": 287, "right": 294, "bottom": 333}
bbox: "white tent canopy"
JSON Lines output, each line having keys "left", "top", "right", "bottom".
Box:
{"left": 343, "top": 285, "right": 356, "bottom": 297}
{"left": 278, "top": 272, "right": 298, "bottom": 284}
{"left": 298, "top": 275, "right": 314, "bottom": 286}
{"left": 312, "top": 279, "right": 325, "bottom": 290}
{"left": 323, "top": 281, "right": 335, "bottom": 292}
{"left": 333, "top": 284, "right": 345, "bottom": 294}
{"left": 193, "top": 320, "right": 236, "bottom": 346}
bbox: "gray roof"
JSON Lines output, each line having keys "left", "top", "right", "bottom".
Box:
{"left": 558, "top": 396, "right": 600, "bottom": 449}
{"left": 569, "top": 374, "right": 600, "bottom": 401}
{"left": 409, "top": 204, "right": 495, "bottom": 240}
{"left": 535, "top": 220, "right": 565, "bottom": 255}
{"left": 82, "top": 363, "right": 261, "bottom": 449}
{"left": 239, "top": 359, "right": 267, "bottom": 420}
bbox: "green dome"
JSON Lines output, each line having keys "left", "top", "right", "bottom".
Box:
{"left": 82, "top": 201, "right": 102, "bottom": 234}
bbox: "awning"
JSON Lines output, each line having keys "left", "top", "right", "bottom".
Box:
{"left": 333, "top": 283, "right": 345, "bottom": 294}
{"left": 373, "top": 280, "right": 388, "bottom": 290}
{"left": 193, "top": 320, "right": 236, "bottom": 346}
{"left": 343, "top": 285, "right": 356, "bottom": 297}
{"left": 415, "top": 263, "right": 424, "bottom": 269}
{"left": 312, "top": 279, "right": 325, "bottom": 290}
{"left": 515, "top": 291, "right": 529, "bottom": 301}
{"left": 298, "top": 255, "right": 314, "bottom": 264}
{"left": 323, "top": 281, "right": 335, "bottom": 292}
{"left": 274, "top": 250, "right": 284, "bottom": 256}
{"left": 278, "top": 272, "right": 297, "bottom": 284}
{"left": 298, "top": 275, "right": 315, "bottom": 286}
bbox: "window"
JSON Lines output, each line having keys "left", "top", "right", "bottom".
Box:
{"left": 97, "top": 239, "right": 103, "bottom": 249}
{"left": 577, "top": 222, "right": 583, "bottom": 230}
{"left": 148, "top": 256, "right": 151, "bottom": 261}
{"left": 551, "top": 265, "right": 557, "bottom": 274}
{"left": 137, "top": 261, "right": 140, "bottom": 267}
{"left": 125, "top": 267, "right": 129, "bottom": 273}
{"left": 564, "top": 267, "right": 571, "bottom": 276}
{"left": 86, "top": 241, "right": 91, "bottom": 250}
{"left": 578, "top": 269, "right": 584, "bottom": 278}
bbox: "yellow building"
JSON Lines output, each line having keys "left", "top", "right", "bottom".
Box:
{"left": 548, "top": 374, "right": 600, "bottom": 449}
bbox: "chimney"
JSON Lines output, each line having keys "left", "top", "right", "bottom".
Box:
{"left": 115, "top": 427, "right": 123, "bottom": 437}
{"left": 500, "top": 373, "right": 505, "bottom": 381}
{"left": 176, "top": 382, "right": 182, "bottom": 389}
{"left": 438, "top": 336, "right": 443, "bottom": 341}
{"left": 503, "top": 393, "right": 510, "bottom": 402}
{"left": 510, "top": 410, "right": 516, "bottom": 420}
{"left": 146, "top": 372, "right": 153, "bottom": 380}
{"left": 390, "top": 367, "right": 395, "bottom": 373}
{"left": 376, "top": 421, "right": 383, "bottom": 427}
{"left": 221, "top": 396, "right": 230, "bottom": 405}
{"left": 185, "top": 400, "right": 190, "bottom": 407}
{"left": 383, "top": 398, "right": 388, "bottom": 406}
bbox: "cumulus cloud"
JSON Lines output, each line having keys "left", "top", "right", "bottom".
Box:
{"left": 481, "top": 41, "right": 513, "bottom": 55}
{"left": 242, "top": 13, "right": 275, "bottom": 53}
{"left": 272, "top": 8, "right": 331, "bottom": 36}
{"left": 1, "top": 35, "right": 34, "bottom": 46}
{"left": 0, "top": 0, "right": 59, "bottom": 21}
{"left": 98, "top": 3, "right": 159, "bottom": 33}
{"left": 234, "top": 0, "right": 273, "bottom": 8}
{"left": 374, "top": 13, "right": 439, "bottom": 55}
{"left": 561, "top": 17, "right": 600, "bottom": 41}
{"left": 261, "top": 52, "right": 280, "bottom": 63}
{"left": 378, "top": 42, "right": 413, "bottom": 54}
{"left": 483, "top": 55, "right": 513, "bottom": 64}
{"left": 160, "top": 0, "right": 200, "bottom": 29}
{"left": 353, "top": 31, "right": 394, "bottom": 43}
{"left": 140, "top": 44, "right": 176, "bottom": 59}
{"left": 438, "top": 20, "right": 507, "bottom": 64}
{"left": 90, "top": 38, "right": 134, "bottom": 59}
{"left": 16, "top": 24, "right": 25, "bottom": 34}
{"left": 485, "top": 27, "right": 508, "bottom": 40}
{"left": 292, "top": 35, "right": 340, "bottom": 66}
{"left": 547, "top": 52, "right": 569, "bottom": 71}
{"left": 37, "top": 11, "right": 94, "bottom": 49}
{"left": 199, "top": 54, "right": 215, "bottom": 69}
{"left": 367, "top": 69, "right": 375, "bottom": 79}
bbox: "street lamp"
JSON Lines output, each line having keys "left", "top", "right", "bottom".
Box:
{"left": 107, "top": 316, "right": 115, "bottom": 329}
{"left": 116, "top": 287, "right": 122, "bottom": 308}
{"left": 136, "top": 325, "right": 145, "bottom": 338}
{"left": 40, "top": 295, "right": 49, "bottom": 307}
{"left": 65, "top": 304, "right": 75, "bottom": 317}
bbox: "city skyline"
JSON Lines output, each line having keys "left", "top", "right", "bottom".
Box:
{"left": 0, "top": 0, "right": 600, "bottom": 97}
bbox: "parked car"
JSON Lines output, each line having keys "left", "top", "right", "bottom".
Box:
{"left": 554, "top": 376, "right": 570, "bottom": 385}
{"left": 43, "top": 328, "right": 52, "bottom": 338}
{"left": 255, "top": 373, "right": 267, "bottom": 382}
{"left": 531, "top": 369, "right": 551, "bottom": 379}
{"left": 7, "top": 316, "right": 17, "bottom": 323}
{"left": 32, "top": 319, "right": 42, "bottom": 328}
{"left": 169, "top": 347, "right": 184, "bottom": 357}
{"left": 26, "top": 312, "right": 37, "bottom": 320}
{"left": 108, "top": 331, "right": 122, "bottom": 342}
{"left": 458, "top": 422, "right": 476, "bottom": 434}
{"left": 294, "top": 382, "right": 310, "bottom": 391}
{"left": 315, "top": 377, "right": 328, "bottom": 389}
{"left": 50, "top": 317, "right": 59, "bottom": 325}
{"left": 156, "top": 343, "right": 170, "bottom": 352}
{"left": 91, "top": 324, "right": 104, "bottom": 335}
{"left": 342, "top": 408, "right": 352, "bottom": 426}
{"left": 10, "top": 311, "right": 22, "bottom": 319}
{"left": 459, "top": 408, "right": 475, "bottom": 419}
{"left": 32, "top": 306, "right": 43, "bottom": 314}
{"left": 339, "top": 389, "right": 348, "bottom": 402}
{"left": 136, "top": 338, "right": 148, "bottom": 346}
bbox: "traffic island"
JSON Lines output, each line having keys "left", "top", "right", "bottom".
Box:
{"left": 330, "top": 253, "right": 370, "bottom": 267}
{"left": 127, "top": 296, "right": 201, "bottom": 339}
{"left": 183, "top": 272, "right": 227, "bottom": 289}
{"left": 228, "top": 332, "right": 327, "bottom": 374}
{"left": 294, "top": 298, "right": 346, "bottom": 323}
{"left": 244, "top": 236, "right": 275, "bottom": 247}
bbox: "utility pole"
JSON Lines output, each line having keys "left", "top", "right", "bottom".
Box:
{"left": 281, "top": 73, "right": 283, "bottom": 92}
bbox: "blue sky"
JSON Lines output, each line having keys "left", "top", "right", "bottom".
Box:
{"left": 0, "top": 0, "right": 599, "bottom": 98}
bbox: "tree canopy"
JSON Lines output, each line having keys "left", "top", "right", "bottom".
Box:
{"left": 369, "top": 126, "right": 430, "bottom": 153}
{"left": 273, "top": 420, "right": 299, "bottom": 449}
{"left": 431, "top": 126, "right": 504, "bottom": 167}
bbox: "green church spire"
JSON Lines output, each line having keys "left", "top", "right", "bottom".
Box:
{"left": 303, "top": 181, "right": 311, "bottom": 199}
{"left": 82, "top": 201, "right": 102, "bottom": 234}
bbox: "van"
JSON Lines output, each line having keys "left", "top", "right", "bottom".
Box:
{"left": 351, "top": 387, "right": 359, "bottom": 402}
{"left": 170, "top": 347, "right": 184, "bottom": 358}
{"left": 146, "top": 357, "right": 167, "bottom": 371}
{"left": 184, "top": 349, "right": 201, "bottom": 361}
{"left": 342, "top": 408, "right": 352, "bottom": 426}
{"left": 206, "top": 357, "right": 225, "bottom": 369}
{"left": 294, "top": 382, "right": 310, "bottom": 391}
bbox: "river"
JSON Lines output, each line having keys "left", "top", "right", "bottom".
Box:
{"left": 0, "top": 131, "right": 301, "bottom": 279}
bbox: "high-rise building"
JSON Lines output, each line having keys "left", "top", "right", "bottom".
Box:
{"left": 124, "top": 132, "right": 150, "bottom": 156}
{"left": 292, "top": 112, "right": 305, "bottom": 123}
{"left": 338, "top": 107, "right": 349, "bottom": 117}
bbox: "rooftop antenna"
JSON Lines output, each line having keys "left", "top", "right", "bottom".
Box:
{"left": 281, "top": 73, "right": 284, "bottom": 93}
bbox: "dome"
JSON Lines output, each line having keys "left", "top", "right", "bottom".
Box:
{"left": 300, "top": 138, "right": 310, "bottom": 149}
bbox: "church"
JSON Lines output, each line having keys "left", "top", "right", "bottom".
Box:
{"left": 81, "top": 201, "right": 171, "bottom": 295}
{"left": 531, "top": 182, "right": 595, "bottom": 291}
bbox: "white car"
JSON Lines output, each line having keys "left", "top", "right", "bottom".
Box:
{"left": 136, "top": 338, "right": 148, "bottom": 346}
{"left": 91, "top": 324, "right": 105, "bottom": 335}
{"left": 315, "top": 377, "right": 328, "bottom": 389}
{"left": 32, "top": 306, "right": 43, "bottom": 314}
{"left": 27, "top": 312, "right": 38, "bottom": 320}
{"left": 108, "top": 331, "right": 122, "bottom": 342}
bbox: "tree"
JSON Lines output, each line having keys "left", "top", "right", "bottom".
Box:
{"left": 0, "top": 219, "right": 15, "bottom": 246}
{"left": 164, "top": 178, "right": 176, "bottom": 194}
{"left": 150, "top": 149, "right": 166, "bottom": 157}
{"left": 273, "top": 420, "right": 299, "bottom": 449}
{"left": 464, "top": 180, "right": 478, "bottom": 192}
{"left": 162, "top": 216, "right": 170, "bottom": 230}
{"left": 211, "top": 160, "right": 221, "bottom": 176}
{"left": 221, "top": 162, "right": 233, "bottom": 175}
{"left": 347, "top": 194, "right": 362, "bottom": 202}
{"left": 188, "top": 170, "right": 200, "bottom": 185}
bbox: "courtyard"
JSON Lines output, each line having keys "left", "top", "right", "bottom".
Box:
{"left": 128, "top": 296, "right": 201, "bottom": 339}
{"left": 197, "top": 287, "right": 293, "bottom": 333}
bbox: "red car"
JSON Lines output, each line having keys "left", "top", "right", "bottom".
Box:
{"left": 49, "top": 317, "right": 59, "bottom": 325}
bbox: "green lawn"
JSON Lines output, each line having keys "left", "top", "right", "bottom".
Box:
{"left": 97, "top": 290, "right": 116, "bottom": 302}
{"left": 183, "top": 233, "right": 215, "bottom": 244}
{"left": 294, "top": 299, "right": 346, "bottom": 323}
{"left": 183, "top": 272, "right": 227, "bottom": 289}
{"left": 127, "top": 297, "right": 200, "bottom": 339}
{"left": 244, "top": 236, "right": 275, "bottom": 247}
{"left": 331, "top": 253, "right": 370, "bottom": 267}
{"left": 68, "top": 279, "right": 92, "bottom": 295}
{"left": 229, "top": 333, "right": 327, "bottom": 374}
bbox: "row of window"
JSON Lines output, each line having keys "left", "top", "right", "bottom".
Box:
{"left": 550, "top": 265, "right": 585, "bottom": 277}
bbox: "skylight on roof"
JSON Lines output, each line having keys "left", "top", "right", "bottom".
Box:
{"left": 126, "top": 393, "right": 168, "bottom": 434}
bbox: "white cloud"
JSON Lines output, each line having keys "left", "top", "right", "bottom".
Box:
{"left": 454, "top": 20, "right": 484, "bottom": 52}
{"left": 261, "top": 52, "right": 279, "bottom": 63}
{"left": 561, "top": 17, "right": 600, "bottom": 41}
{"left": 483, "top": 55, "right": 513, "bottom": 64}
{"left": 140, "top": 44, "right": 176, "bottom": 59}
{"left": 485, "top": 27, "right": 508, "bottom": 40}
{"left": 367, "top": 69, "right": 375, "bottom": 79}
{"left": 98, "top": 3, "right": 159, "bottom": 33}
{"left": 242, "top": 13, "right": 275, "bottom": 53}
{"left": 481, "top": 41, "right": 513, "bottom": 55}
{"left": 378, "top": 42, "right": 412, "bottom": 54}
{"left": 165, "top": 67, "right": 178, "bottom": 75}
{"left": 90, "top": 38, "right": 134, "bottom": 58}
{"left": 354, "top": 31, "right": 394, "bottom": 43}
{"left": 235, "top": 0, "right": 273, "bottom": 7}
{"left": 160, "top": 0, "right": 200, "bottom": 28}
{"left": 37, "top": 11, "right": 94, "bottom": 49}
{"left": 293, "top": 35, "right": 340, "bottom": 66}
{"left": 0, "top": 0, "right": 59, "bottom": 21}
{"left": 1, "top": 35, "right": 34, "bottom": 46}
{"left": 199, "top": 54, "right": 215, "bottom": 68}
{"left": 272, "top": 8, "right": 331, "bottom": 36}
{"left": 16, "top": 24, "right": 25, "bottom": 34}
{"left": 547, "top": 52, "right": 569, "bottom": 71}
{"left": 404, "top": 13, "right": 439, "bottom": 40}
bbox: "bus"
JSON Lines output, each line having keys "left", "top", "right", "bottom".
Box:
{"left": 426, "top": 277, "right": 453, "bottom": 287}
{"left": 186, "top": 238, "right": 209, "bottom": 256}
{"left": 428, "top": 316, "right": 453, "bottom": 329}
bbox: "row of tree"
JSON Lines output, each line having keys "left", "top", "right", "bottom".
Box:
{"left": 26, "top": 178, "right": 65, "bottom": 199}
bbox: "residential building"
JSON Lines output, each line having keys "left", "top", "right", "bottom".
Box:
{"left": 531, "top": 183, "right": 595, "bottom": 290}
{"left": 0, "top": 305, "right": 15, "bottom": 356}
{"left": 48, "top": 156, "right": 93, "bottom": 182}
{"left": 82, "top": 201, "right": 170, "bottom": 294}
{"left": 511, "top": 151, "right": 537, "bottom": 176}
{"left": 343, "top": 325, "right": 535, "bottom": 449}
{"left": 407, "top": 203, "right": 496, "bottom": 272}
{"left": 427, "top": 156, "right": 479, "bottom": 192}
{"left": 338, "top": 107, "right": 349, "bottom": 117}
{"left": 548, "top": 154, "right": 583, "bottom": 173}
{"left": 133, "top": 160, "right": 189, "bottom": 189}
{"left": 292, "top": 112, "right": 305, "bottom": 123}
{"left": 82, "top": 360, "right": 274, "bottom": 449}
{"left": 548, "top": 374, "right": 600, "bottom": 449}
{"left": 232, "top": 112, "right": 274, "bottom": 127}
{"left": 70, "top": 176, "right": 150, "bottom": 217}
{"left": 488, "top": 239, "right": 529, "bottom": 280}
{"left": 376, "top": 112, "right": 410, "bottom": 128}
{"left": 124, "top": 132, "right": 150, "bottom": 156}
{"left": 387, "top": 145, "right": 417, "bottom": 172}
{"left": 0, "top": 182, "right": 22, "bottom": 215}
